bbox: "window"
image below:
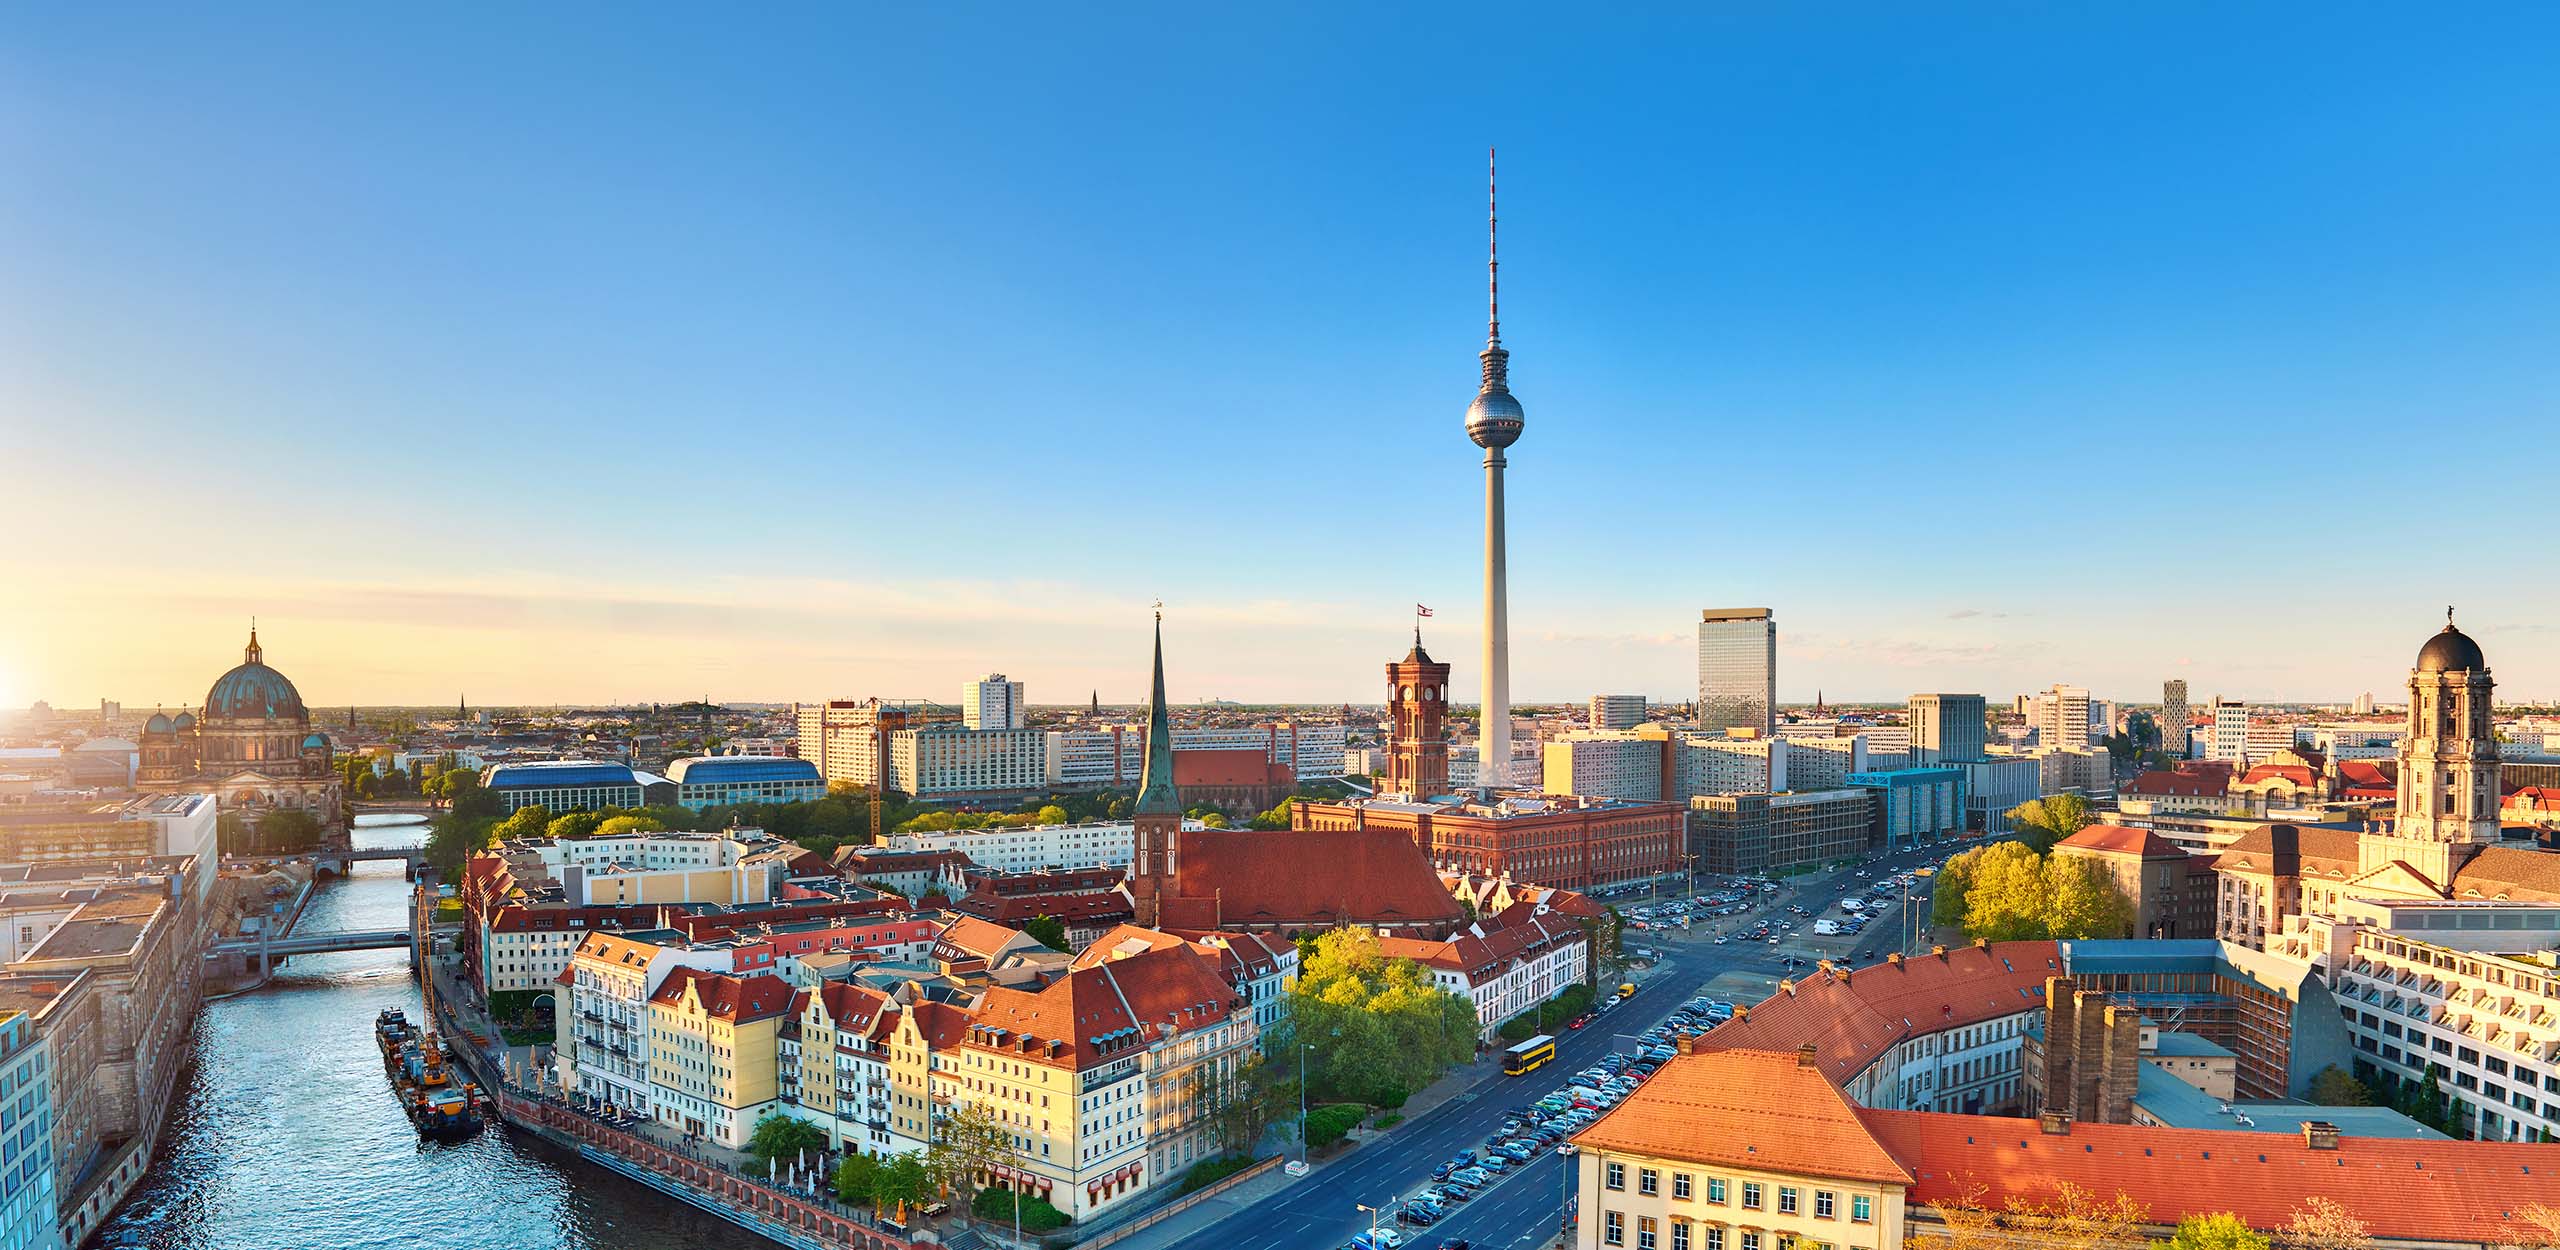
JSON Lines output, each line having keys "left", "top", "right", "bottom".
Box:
{"left": 1852, "top": 1195, "right": 1874, "bottom": 1224}
{"left": 1741, "top": 1234, "right": 1761, "bottom": 1250}
{"left": 1607, "top": 1162, "right": 1627, "bottom": 1191}
{"left": 1606, "top": 1212, "right": 1625, "bottom": 1247}
{"left": 1673, "top": 1223, "right": 1692, "bottom": 1250}
{"left": 1640, "top": 1216, "right": 1659, "bottom": 1250}
{"left": 1704, "top": 1229, "right": 1724, "bottom": 1250}
{"left": 1742, "top": 1183, "right": 1763, "bottom": 1210}
{"left": 1674, "top": 1173, "right": 1693, "bottom": 1200}
{"left": 1778, "top": 1187, "right": 1799, "bottom": 1215}
{"left": 1816, "top": 1191, "right": 1835, "bottom": 1219}
{"left": 1641, "top": 1169, "right": 1660, "bottom": 1196}
{"left": 1708, "top": 1178, "right": 1729, "bottom": 1204}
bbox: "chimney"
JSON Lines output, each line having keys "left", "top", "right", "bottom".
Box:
{"left": 1932, "top": 945, "right": 1948, "bottom": 960}
{"left": 1886, "top": 951, "right": 1903, "bottom": 967}
{"left": 1972, "top": 937, "right": 1989, "bottom": 949}
{"left": 1780, "top": 980, "right": 1795, "bottom": 997}
{"left": 2039, "top": 1111, "right": 2073, "bottom": 1136}
{"left": 2302, "top": 1121, "right": 2341, "bottom": 1150}
{"left": 1677, "top": 1034, "right": 1697, "bottom": 1056}
{"left": 1733, "top": 1004, "right": 1748, "bottom": 1023}
{"left": 1796, "top": 1044, "right": 1818, "bottom": 1069}
{"left": 1817, "top": 959, "right": 1837, "bottom": 976}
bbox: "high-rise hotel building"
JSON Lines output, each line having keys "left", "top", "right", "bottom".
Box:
{"left": 1696, "top": 608, "right": 1775, "bottom": 739}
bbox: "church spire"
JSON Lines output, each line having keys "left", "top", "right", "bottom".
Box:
{"left": 245, "top": 619, "right": 263, "bottom": 666}
{"left": 1133, "top": 606, "right": 1181, "bottom": 817}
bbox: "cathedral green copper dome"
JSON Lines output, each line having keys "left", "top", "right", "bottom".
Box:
{"left": 204, "top": 629, "right": 307, "bottom": 721}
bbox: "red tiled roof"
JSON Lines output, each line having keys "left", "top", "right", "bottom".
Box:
{"left": 1571, "top": 1047, "right": 1913, "bottom": 1185}
{"left": 1703, "top": 943, "right": 2061, "bottom": 1085}
{"left": 2057, "top": 824, "right": 2187, "bottom": 858}
{"left": 1172, "top": 748, "right": 1291, "bottom": 789}
{"left": 2124, "top": 763, "right": 2233, "bottom": 798}
{"left": 2337, "top": 760, "right": 2393, "bottom": 788}
{"left": 955, "top": 888, "right": 1132, "bottom": 926}
{"left": 2238, "top": 764, "right": 2317, "bottom": 789}
{"left": 1376, "top": 912, "right": 1582, "bottom": 980}
{"left": 1862, "top": 1107, "right": 2560, "bottom": 1244}
{"left": 794, "top": 981, "right": 896, "bottom": 1038}
{"left": 1161, "top": 826, "right": 1465, "bottom": 930}
{"left": 968, "top": 942, "right": 1239, "bottom": 1069}
{"left": 649, "top": 967, "right": 794, "bottom": 1023}
{"left": 933, "top": 915, "right": 1034, "bottom": 963}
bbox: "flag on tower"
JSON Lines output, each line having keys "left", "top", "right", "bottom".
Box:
{"left": 1417, "top": 605, "right": 1434, "bottom": 617}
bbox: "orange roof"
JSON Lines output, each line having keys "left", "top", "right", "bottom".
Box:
{"left": 933, "top": 914, "right": 1034, "bottom": 964}
{"left": 1571, "top": 1046, "right": 1913, "bottom": 1186}
{"left": 1863, "top": 1107, "right": 2560, "bottom": 1244}
{"left": 1703, "top": 943, "right": 2060, "bottom": 1084}
{"left": 2124, "top": 763, "right": 2232, "bottom": 798}
{"left": 967, "top": 942, "right": 1239, "bottom": 1069}
{"left": 2057, "top": 824, "right": 2187, "bottom": 858}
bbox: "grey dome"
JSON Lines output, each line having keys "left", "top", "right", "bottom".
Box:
{"left": 144, "top": 712, "right": 172, "bottom": 734}
{"left": 2417, "top": 624, "right": 2486, "bottom": 673}
{"left": 1466, "top": 388, "right": 1525, "bottom": 449}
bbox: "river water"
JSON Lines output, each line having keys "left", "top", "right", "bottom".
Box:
{"left": 93, "top": 817, "right": 741, "bottom": 1250}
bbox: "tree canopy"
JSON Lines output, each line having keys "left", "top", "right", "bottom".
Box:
{"left": 2167, "top": 1213, "right": 2272, "bottom": 1250}
{"left": 1940, "top": 842, "right": 2135, "bottom": 942}
{"left": 1286, "top": 927, "right": 1478, "bottom": 1107}
{"left": 1024, "top": 915, "right": 1071, "bottom": 953}
{"left": 2007, "top": 793, "right": 2096, "bottom": 854}
{"left": 743, "top": 1111, "right": 829, "bottom": 1174}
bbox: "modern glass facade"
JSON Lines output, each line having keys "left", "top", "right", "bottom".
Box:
{"left": 1697, "top": 609, "right": 1775, "bottom": 738}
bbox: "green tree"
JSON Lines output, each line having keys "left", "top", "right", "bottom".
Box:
{"left": 424, "top": 812, "right": 499, "bottom": 879}
{"left": 1033, "top": 805, "right": 1069, "bottom": 826}
{"left": 547, "top": 811, "right": 604, "bottom": 840}
{"left": 593, "top": 814, "right": 666, "bottom": 838}
{"left": 1024, "top": 915, "right": 1071, "bottom": 953}
{"left": 743, "top": 1110, "right": 830, "bottom": 1175}
{"left": 2008, "top": 793, "right": 2096, "bottom": 854}
{"left": 1200, "top": 812, "right": 1230, "bottom": 829}
{"left": 2307, "top": 1065, "right": 2375, "bottom": 1107}
{"left": 2045, "top": 855, "right": 2137, "bottom": 940}
{"left": 2167, "top": 1213, "right": 2272, "bottom": 1250}
{"left": 834, "top": 1151, "right": 881, "bottom": 1209}
{"left": 216, "top": 811, "right": 253, "bottom": 857}
{"left": 1962, "top": 841, "right": 2052, "bottom": 942}
{"left": 1932, "top": 847, "right": 1979, "bottom": 930}
{"left": 258, "top": 808, "right": 326, "bottom": 853}
{"left": 928, "top": 1100, "right": 1020, "bottom": 1226}
{"left": 491, "top": 805, "right": 553, "bottom": 843}
{"left": 1286, "top": 928, "right": 1478, "bottom": 1106}
{"left": 871, "top": 1152, "right": 929, "bottom": 1220}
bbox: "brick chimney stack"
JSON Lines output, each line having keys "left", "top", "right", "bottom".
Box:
{"left": 1796, "top": 1044, "right": 1818, "bottom": 1069}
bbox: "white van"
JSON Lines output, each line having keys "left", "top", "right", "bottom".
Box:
{"left": 1841, "top": 898, "right": 1866, "bottom": 912}
{"left": 1813, "top": 919, "right": 1840, "bottom": 936}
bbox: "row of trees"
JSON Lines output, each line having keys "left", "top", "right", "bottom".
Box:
{"left": 216, "top": 808, "right": 326, "bottom": 855}
{"left": 1931, "top": 840, "right": 2135, "bottom": 942}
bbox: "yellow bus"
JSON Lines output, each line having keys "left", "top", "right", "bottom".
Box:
{"left": 1503, "top": 1034, "right": 1557, "bottom": 1077}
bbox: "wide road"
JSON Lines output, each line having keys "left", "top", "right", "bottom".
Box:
{"left": 1162, "top": 838, "right": 1970, "bottom": 1250}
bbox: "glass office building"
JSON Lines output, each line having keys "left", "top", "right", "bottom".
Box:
{"left": 1697, "top": 608, "right": 1776, "bottom": 738}
{"left": 1908, "top": 693, "right": 1989, "bottom": 765}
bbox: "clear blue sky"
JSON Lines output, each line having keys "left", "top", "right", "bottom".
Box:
{"left": 5, "top": 5, "right": 2557, "bottom": 708}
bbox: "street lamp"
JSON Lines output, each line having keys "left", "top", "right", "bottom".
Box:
{"left": 1558, "top": 1142, "right": 1577, "bottom": 1242}
{"left": 1356, "top": 1200, "right": 1386, "bottom": 1241}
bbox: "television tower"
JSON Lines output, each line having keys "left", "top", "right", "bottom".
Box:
{"left": 1464, "top": 149, "right": 1525, "bottom": 791}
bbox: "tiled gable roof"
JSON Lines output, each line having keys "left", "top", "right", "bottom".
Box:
{"left": 968, "top": 943, "right": 1238, "bottom": 1069}
{"left": 650, "top": 967, "right": 793, "bottom": 1023}
{"left": 2057, "top": 824, "right": 2187, "bottom": 858}
{"left": 1571, "top": 1046, "right": 1913, "bottom": 1185}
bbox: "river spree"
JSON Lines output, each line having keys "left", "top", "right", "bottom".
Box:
{"left": 93, "top": 817, "right": 743, "bottom": 1250}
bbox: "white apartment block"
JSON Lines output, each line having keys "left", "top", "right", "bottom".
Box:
{"left": 1590, "top": 695, "right": 1648, "bottom": 731}
{"left": 963, "top": 675, "right": 1027, "bottom": 731}
{"left": 892, "top": 725, "right": 1051, "bottom": 797}
{"left": 879, "top": 821, "right": 1179, "bottom": 875}
{"left": 2321, "top": 909, "right": 2560, "bottom": 1142}
{"left": 557, "top": 932, "right": 740, "bottom": 1115}
{"left": 2210, "top": 699, "right": 2251, "bottom": 763}
{"left": 1383, "top": 915, "right": 1588, "bottom": 1043}
{"left": 1675, "top": 735, "right": 1787, "bottom": 797}
{"left": 1784, "top": 736, "right": 1870, "bottom": 792}
{"left": 2038, "top": 685, "right": 2093, "bottom": 750}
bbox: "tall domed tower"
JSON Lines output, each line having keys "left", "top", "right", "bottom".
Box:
{"left": 2360, "top": 610, "right": 2502, "bottom": 886}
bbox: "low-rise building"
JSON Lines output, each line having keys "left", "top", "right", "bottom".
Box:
{"left": 556, "top": 930, "right": 747, "bottom": 1115}
{"left": 1687, "top": 789, "right": 1877, "bottom": 877}
{"left": 1294, "top": 793, "right": 1682, "bottom": 894}
{"left": 1377, "top": 911, "right": 1588, "bottom": 1041}
{"left": 2051, "top": 824, "right": 2218, "bottom": 940}
{"left": 1844, "top": 768, "right": 1965, "bottom": 847}
{"left": 481, "top": 760, "right": 671, "bottom": 813}
{"left": 663, "top": 755, "right": 824, "bottom": 810}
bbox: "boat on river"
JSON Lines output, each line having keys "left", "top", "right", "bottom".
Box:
{"left": 377, "top": 1009, "right": 484, "bottom": 1139}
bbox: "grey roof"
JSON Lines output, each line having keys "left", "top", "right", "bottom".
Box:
{"left": 2417, "top": 621, "right": 2487, "bottom": 673}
